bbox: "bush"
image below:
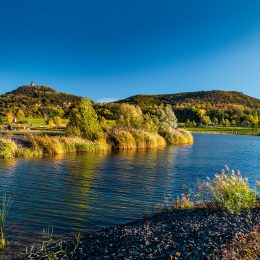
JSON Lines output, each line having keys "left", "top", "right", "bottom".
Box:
{"left": 117, "top": 103, "right": 143, "bottom": 129}
{"left": 206, "top": 167, "right": 257, "bottom": 213}
{"left": 164, "top": 128, "right": 193, "bottom": 144}
{"left": 0, "top": 139, "right": 18, "bottom": 159}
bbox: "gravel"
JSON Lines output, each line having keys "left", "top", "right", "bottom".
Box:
{"left": 20, "top": 206, "right": 260, "bottom": 259}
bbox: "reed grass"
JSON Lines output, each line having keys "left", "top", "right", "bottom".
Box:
{"left": 0, "top": 127, "right": 192, "bottom": 159}
{"left": 110, "top": 128, "right": 166, "bottom": 149}
{"left": 0, "top": 139, "right": 18, "bottom": 159}
{"left": 164, "top": 128, "right": 193, "bottom": 144}
{"left": 131, "top": 129, "right": 166, "bottom": 148}
{"left": 0, "top": 193, "right": 13, "bottom": 250}
{"left": 110, "top": 129, "right": 136, "bottom": 149}
{"left": 0, "top": 136, "right": 110, "bottom": 159}
{"left": 27, "top": 135, "right": 110, "bottom": 155}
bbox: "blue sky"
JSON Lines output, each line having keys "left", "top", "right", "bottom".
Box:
{"left": 0, "top": 0, "right": 260, "bottom": 101}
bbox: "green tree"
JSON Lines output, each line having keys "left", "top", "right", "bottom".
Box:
{"left": 67, "top": 98, "right": 102, "bottom": 141}
{"left": 117, "top": 103, "right": 143, "bottom": 129}
{"left": 143, "top": 113, "right": 159, "bottom": 133}
{"left": 157, "top": 105, "right": 178, "bottom": 136}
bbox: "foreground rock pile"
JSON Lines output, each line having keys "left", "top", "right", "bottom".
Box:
{"left": 20, "top": 207, "right": 259, "bottom": 259}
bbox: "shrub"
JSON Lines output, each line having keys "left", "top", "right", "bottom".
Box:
{"left": 0, "top": 139, "right": 18, "bottom": 159}
{"left": 164, "top": 128, "right": 193, "bottom": 144}
{"left": 206, "top": 167, "right": 257, "bottom": 213}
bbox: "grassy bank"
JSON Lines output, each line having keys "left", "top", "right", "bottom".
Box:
{"left": 0, "top": 128, "right": 192, "bottom": 159}
{"left": 0, "top": 136, "right": 110, "bottom": 159}
{"left": 186, "top": 126, "right": 260, "bottom": 135}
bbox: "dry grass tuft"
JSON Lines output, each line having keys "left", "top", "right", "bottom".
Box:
{"left": 165, "top": 128, "right": 193, "bottom": 144}
{"left": 221, "top": 225, "right": 260, "bottom": 259}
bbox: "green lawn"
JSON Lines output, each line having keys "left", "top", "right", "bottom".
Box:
{"left": 25, "top": 118, "right": 68, "bottom": 127}
{"left": 186, "top": 126, "right": 260, "bottom": 135}
{"left": 0, "top": 117, "right": 68, "bottom": 135}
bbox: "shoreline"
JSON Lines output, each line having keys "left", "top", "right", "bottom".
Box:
{"left": 18, "top": 205, "right": 260, "bottom": 259}
{"left": 0, "top": 128, "right": 193, "bottom": 159}
{"left": 189, "top": 130, "right": 260, "bottom": 136}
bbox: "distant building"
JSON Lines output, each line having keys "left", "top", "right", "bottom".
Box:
{"left": 30, "top": 80, "right": 35, "bottom": 87}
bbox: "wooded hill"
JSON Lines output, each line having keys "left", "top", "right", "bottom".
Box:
{"left": 1, "top": 86, "right": 259, "bottom": 126}
{"left": 116, "top": 90, "right": 260, "bottom": 125}
{"left": 118, "top": 90, "right": 260, "bottom": 109}
{"left": 0, "top": 85, "right": 81, "bottom": 117}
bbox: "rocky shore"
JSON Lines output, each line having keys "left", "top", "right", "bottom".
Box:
{"left": 19, "top": 206, "right": 259, "bottom": 259}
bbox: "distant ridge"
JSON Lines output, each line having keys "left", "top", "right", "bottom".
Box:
{"left": 117, "top": 90, "right": 260, "bottom": 109}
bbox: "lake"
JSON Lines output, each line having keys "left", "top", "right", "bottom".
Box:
{"left": 0, "top": 133, "right": 259, "bottom": 253}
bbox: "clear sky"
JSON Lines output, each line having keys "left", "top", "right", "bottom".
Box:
{"left": 1, "top": 0, "right": 260, "bottom": 101}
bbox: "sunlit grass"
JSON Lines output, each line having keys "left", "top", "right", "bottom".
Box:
{"left": 110, "top": 128, "right": 167, "bottom": 149}
{"left": 206, "top": 167, "right": 257, "bottom": 213}
{"left": 0, "top": 193, "right": 13, "bottom": 250}
{"left": 159, "top": 166, "right": 258, "bottom": 214}
{"left": 0, "top": 139, "right": 18, "bottom": 159}
{"left": 164, "top": 128, "right": 194, "bottom": 145}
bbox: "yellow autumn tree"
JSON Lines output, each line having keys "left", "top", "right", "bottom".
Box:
{"left": 6, "top": 112, "right": 13, "bottom": 124}
{"left": 16, "top": 109, "right": 25, "bottom": 121}
{"left": 53, "top": 116, "right": 62, "bottom": 126}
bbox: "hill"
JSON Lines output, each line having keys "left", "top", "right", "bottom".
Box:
{"left": 0, "top": 85, "right": 81, "bottom": 117}
{"left": 116, "top": 90, "right": 260, "bottom": 124}
{"left": 118, "top": 90, "right": 260, "bottom": 109}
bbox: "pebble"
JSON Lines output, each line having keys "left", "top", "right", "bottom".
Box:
{"left": 18, "top": 206, "right": 259, "bottom": 260}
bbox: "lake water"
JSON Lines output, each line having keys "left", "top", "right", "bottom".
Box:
{"left": 0, "top": 133, "right": 259, "bottom": 253}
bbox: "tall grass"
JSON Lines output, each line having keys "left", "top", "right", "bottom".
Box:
{"left": 205, "top": 167, "right": 257, "bottom": 213}
{"left": 131, "top": 129, "right": 166, "bottom": 149}
{"left": 27, "top": 135, "right": 110, "bottom": 155}
{"left": 110, "top": 128, "right": 166, "bottom": 149}
{"left": 0, "top": 139, "right": 18, "bottom": 159}
{"left": 159, "top": 167, "right": 258, "bottom": 214}
{"left": 0, "top": 136, "right": 110, "bottom": 159}
{"left": 110, "top": 129, "right": 136, "bottom": 149}
{"left": 164, "top": 128, "right": 193, "bottom": 145}
{"left": 0, "top": 193, "right": 13, "bottom": 250}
